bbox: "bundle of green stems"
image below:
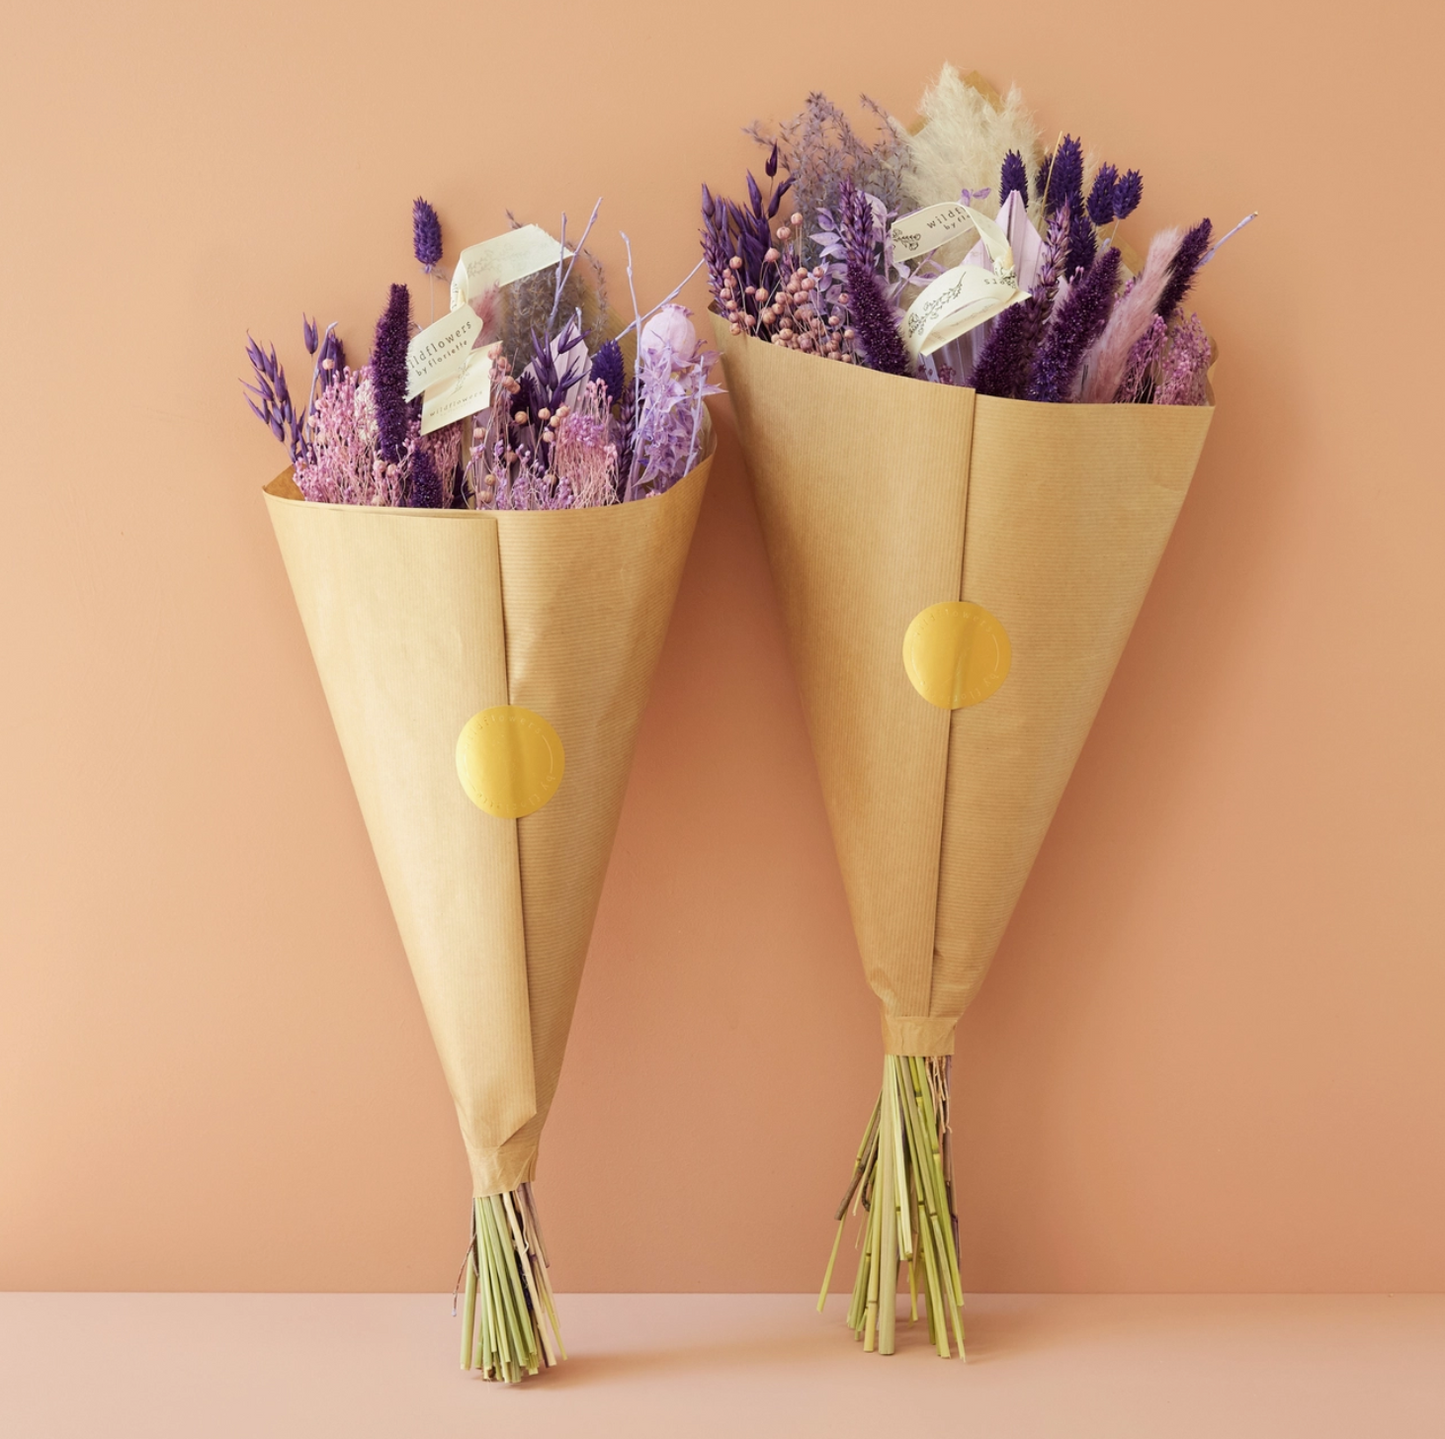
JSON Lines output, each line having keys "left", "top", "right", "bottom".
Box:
{"left": 819, "top": 1055, "right": 965, "bottom": 1357}
{"left": 457, "top": 1183, "right": 565, "bottom": 1383}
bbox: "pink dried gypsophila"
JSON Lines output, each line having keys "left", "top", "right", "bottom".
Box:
{"left": 551, "top": 380, "right": 619, "bottom": 508}
{"left": 295, "top": 367, "right": 409, "bottom": 506}
{"left": 1116, "top": 315, "right": 1169, "bottom": 404}
{"left": 1153, "top": 314, "right": 1212, "bottom": 405}
{"left": 420, "top": 421, "right": 464, "bottom": 507}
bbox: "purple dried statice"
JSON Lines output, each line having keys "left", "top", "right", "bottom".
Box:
{"left": 1113, "top": 169, "right": 1143, "bottom": 220}
{"left": 969, "top": 202, "right": 1069, "bottom": 399}
{"left": 1086, "top": 164, "right": 1119, "bottom": 226}
{"left": 1154, "top": 218, "right": 1213, "bottom": 318}
{"left": 412, "top": 197, "right": 442, "bottom": 272}
{"left": 999, "top": 150, "right": 1028, "bottom": 206}
{"left": 1026, "top": 246, "right": 1122, "bottom": 402}
{"left": 370, "top": 284, "right": 411, "bottom": 464}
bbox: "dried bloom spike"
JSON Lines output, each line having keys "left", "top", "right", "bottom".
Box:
{"left": 999, "top": 150, "right": 1028, "bottom": 205}
{"left": 303, "top": 315, "right": 320, "bottom": 355}
{"left": 412, "top": 197, "right": 443, "bottom": 272}
{"left": 1112, "top": 170, "right": 1143, "bottom": 220}
{"left": 1087, "top": 164, "right": 1119, "bottom": 227}
{"left": 765, "top": 141, "right": 779, "bottom": 179}
{"left": 1154, "top": 218, "right": 1213, "bottom": 318}
{"left": 1045, "top": 135, "right": 1084, "bottom": 216}
{"left": 370, "top": 283, "right": 411, "bottom": 464}
{"left": 1026, "top": 247, "right": 1122, "bottom": 402}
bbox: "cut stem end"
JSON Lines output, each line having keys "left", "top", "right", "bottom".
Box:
{"left": 820, "top": 1054, "right": 965, "bottom": 1359}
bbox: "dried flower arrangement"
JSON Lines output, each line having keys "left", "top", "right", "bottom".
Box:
{"left": 703, "top": 68, "right": 1252, "bottom": 406}
{"left": 250, "top": 197, "right": 715, "bottom": 1385}
{"left": 245, "top": 197, "right": 717, "bottom": 514}
{"left": 704, "top": 70, "right": 1244, "bottom": 1363}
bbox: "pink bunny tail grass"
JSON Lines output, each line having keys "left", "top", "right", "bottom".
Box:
{"left": 1077, "top": 227, "right": 1182, "bottom": 403}
{"left": 456, "top": 1185, "right": 566, "bottom": 1384}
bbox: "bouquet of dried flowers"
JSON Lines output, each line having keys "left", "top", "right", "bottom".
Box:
{"left": 703, "top": 70, "right": 1248, "bottom": 1360}
{"left": 249, "top": 199, "right": 714, "bottom": 1382}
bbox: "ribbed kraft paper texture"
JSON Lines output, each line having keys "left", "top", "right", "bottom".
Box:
{"left": 716, "top": 324, "right": 974, "bottom": 1024}
{"left": 264, "top": 445, "right": 710, "bottom": 1195}
{"left": 717, "top": 321, "right": 1211, "bottom": 1055}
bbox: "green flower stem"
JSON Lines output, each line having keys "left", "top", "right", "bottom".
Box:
{"left": 820, "top": 1054, "right": 966, "bottom": 1359}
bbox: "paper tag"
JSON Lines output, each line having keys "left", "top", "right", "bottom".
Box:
{"left": 890, "top": 202, "right": 979, "bottom": 259}
{"left": 903, "top": 602, "right": 1011, "bottom": 709}
{"left": 902, "top": 205, "right": 1027, "bottom": 357}
{"left": 420, "top": 343, "right": 500, "bottom": 435}
{"left": 449, "top": 225, "right": 570, "bottom": 310}
{"left": 406, "top": 306, "right": 484, "bottom": 400}
{"left": 455, "top": 705, "right": 565, "bottom": 818}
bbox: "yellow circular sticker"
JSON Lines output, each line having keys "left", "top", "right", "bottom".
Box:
{"left": 903, "top": 602, "right": 1012, "bottom": 709}
{"left": 455, "top": 706, "right": 565, "bottom": 818}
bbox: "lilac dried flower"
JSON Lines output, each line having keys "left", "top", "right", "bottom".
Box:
{"left": 412, "top": 197, "right": 442, "bottom": 272}
{"left": 552, "top": 379, "right": 619, "bottom": 507}
{"left": 1034, "top": 153, "right": 1052, "bottom": 200}
{"left": 999, "top": 150, "right": 1028, "bottom": 206}
{"left": 1065, "top": 204, "right": 1098, "bottom": 279}
{"left": 969, "top": 202, "right": 1069, "bottom": 399}
{"left": 370, "top": 284, "right": 411, "bottom": 464}
{"left": 1113, "top": 169, "right": 1143, "bottom": 220}
{"left": 1154, "top": 218, "right": 1213, "bottom": 318}
{"left": 294, "top": 367, "right": 416, "bottom": 506}
{"left": 1026, "top": 246, "right": 1122, "bottom": 402}
{"left": 303, "top": 316, "right": 320, "bottom": 355}
{"left": 1086, "top": 164, "right": 1119, "bottom": 227}
{"left": 626, "top": 306, "right": 719, "bottom": 498}
{"left": 745, "top": 92, "right": 909, "bottom": 264}
{"left": 242, "top": 335, "right": 303, "bottom": 462}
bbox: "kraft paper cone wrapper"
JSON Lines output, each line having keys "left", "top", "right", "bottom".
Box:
{"left": 715, "top": 319, "right": 1212, "bottom": 1056}
{"left": 264, "top": 441, "right": 711, "bottom": 1196}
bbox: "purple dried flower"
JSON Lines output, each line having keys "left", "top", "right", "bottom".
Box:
{"left": 1086, "top": 164, "right": 1119, "bottom": 227}
{"left": 412, "top": 197, "right": 443, "bottom": 273}
{"left": 408, "top": 443, "right": 442, "bottom": 508}
{"left": 1044, "top": 135, "right": 1084, "bottom": 217}
{"left": 1026, "top": 247, "right": 1122, "bottom": 403}
{"left": 1113, "top": 169, "right": 1143, "bottom": 220}
{"left": 1065, "top": 204, "right": 1097, "bottom": 279}
{"left": 1154, "top": 218, "right": 1213, "bottom": 318}
{"left": 1000, "top": 150, "right": 1028, "bottom": 206}
{"left": 370, "top": 283, "right": 411, "bottom": 464}
{"left": 589, "top": 339, "right": 625, "bottom": 406}
{"left": 970, "top": 203, "right": 1069, "bottom": 399}
{"left": 845, "top": 251, "right": 910, "bottom": 376}
{"left": 765, "top": 141, "right": 779, "bottom": 179}
{"left": 1117, "top": 314, "right": 1169, "bottom": 403}
{"left": 1035, "top": 153, "right": 1052, "bottom": 200}
{"left": 303, "top": 316, "right": 320, "bottom": 355}
{"left": 242, "top": 336, "right": 305, "bottom": 463}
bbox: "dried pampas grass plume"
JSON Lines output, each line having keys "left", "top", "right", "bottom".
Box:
{"left": 903, "top": 66, "right": 1044, "bottom": 264}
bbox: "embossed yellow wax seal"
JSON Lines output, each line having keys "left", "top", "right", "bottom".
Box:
{"left": 455, "top": 706, "right": 565, "bottom": 818}
{"left": 903, "top": 602, "right": 1011, "bottom": 709}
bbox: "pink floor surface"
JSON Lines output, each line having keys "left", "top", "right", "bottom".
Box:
{"left": 3, "top": 1292, "right": 1442, "bottom": 1436}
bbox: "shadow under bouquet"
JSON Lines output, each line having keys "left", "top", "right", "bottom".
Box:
{"left": 702, "top": 68, "right": 1251, "bottom": 1359}
{"left": 247, "top": 199, "right": 717, "bottom": 1382}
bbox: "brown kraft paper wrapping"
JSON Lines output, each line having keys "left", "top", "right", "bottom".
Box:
{"left": 715, "top": 319, "right": 1211, "bottom": 1056}
{"left": 264, "top": 441, "right": 711, "bottom": 1195}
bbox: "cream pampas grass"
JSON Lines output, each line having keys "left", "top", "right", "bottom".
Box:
{"left": 902, "top": 66, "right": 1043, "bottom": 265}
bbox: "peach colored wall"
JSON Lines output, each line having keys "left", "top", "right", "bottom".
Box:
{"left": 2, "top": 1, "right": 1442, "bottom": 1294}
